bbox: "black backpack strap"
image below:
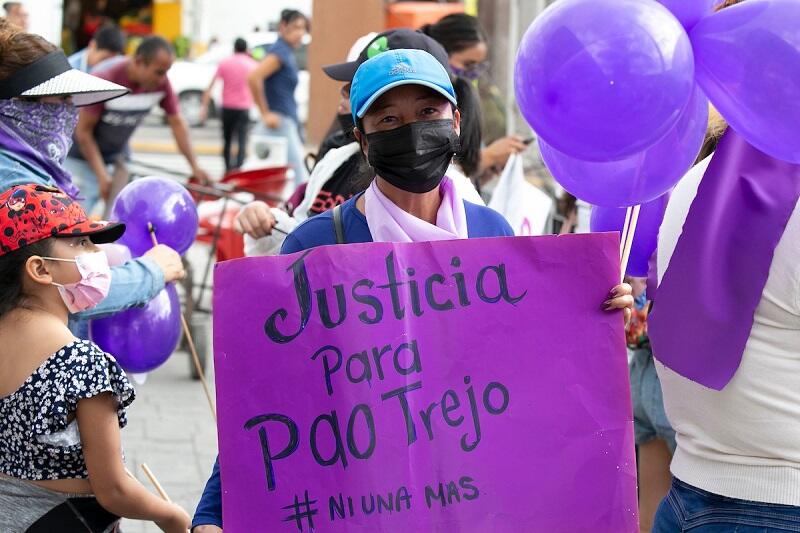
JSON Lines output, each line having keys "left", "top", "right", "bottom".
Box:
{"left": 332, "top": 204, "right": 346, "bottom": 244}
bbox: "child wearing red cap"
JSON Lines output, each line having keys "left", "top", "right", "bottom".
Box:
{"left": 0, "top": 184, "right": 190, "bottom": 532}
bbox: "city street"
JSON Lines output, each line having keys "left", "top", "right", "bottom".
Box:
{"left": 120, "top": 352, "right": 217, "bottom": 532}
{"left": 120, "top": 116, "right": 227, "bottom": 532}
{"left": 129, "top": 115, "right": 227, "bottom": 179}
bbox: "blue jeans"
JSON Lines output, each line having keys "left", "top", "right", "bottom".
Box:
{"left": 63, "top": 156, "right": 114, "bottom": 215}
{"left": 654, "top": 478, "right": 800, "bottom": 532}
{"left": 254, "top": 113, "right": 309, "bottom": 187}
{"left": 630, "top": 347, "right": 676, "bottom": 452}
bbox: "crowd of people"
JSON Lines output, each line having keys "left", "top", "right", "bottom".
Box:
{"left": 0, "top": 0, "right": 797, "bottom": 532}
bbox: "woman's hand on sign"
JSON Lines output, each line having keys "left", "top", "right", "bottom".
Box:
{"left": 144, "top": 244, "right": 186, "bottom": 283}
{"left": 192, "top": 526, "right": 222, "bottom": 533}
{"left": 603, "top": 282, "right": 634, "bottom": 325}
{"left": 155, "top": 504, "right": 191, "bottom": 533}
{"left": 234, "top": 201, "right": 277, "bottom": 239}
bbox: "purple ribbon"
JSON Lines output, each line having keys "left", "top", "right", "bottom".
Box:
{"left": 649, "top": 129, "right": 800, "bottom": 390}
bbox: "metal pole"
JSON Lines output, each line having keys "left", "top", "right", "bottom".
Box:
{"left": 148, "top": 223, "right": 217, "bottom": 423}
{"left": 506, "top": 0, "right": 519, "bottom": 137}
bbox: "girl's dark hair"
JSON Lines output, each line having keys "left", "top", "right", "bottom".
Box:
{"left": 0, "top": 18, "right": 57, "bottom": 81}
{"left": 0, "top": 239, "right": 52, "bottom": 318}
{"left": 419, "top": 14, "right": 486, "bottom": 55}
{"left": 280, "top": 9, "right": 310, "bottom": 31}
{"left": 452, "top": 76, "right": 482, "bottom": 177}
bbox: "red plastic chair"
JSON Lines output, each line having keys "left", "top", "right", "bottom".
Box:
{"left": 193, "top": 166, "right": 290, "bottom": 261}
{"left": 197, "top": 208, "right": 244, "bottom": 262}
{"left": 220, "top": 166, "right": 289, "bottom": 207}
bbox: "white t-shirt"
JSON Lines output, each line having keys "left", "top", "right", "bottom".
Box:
{"left": 655, "top": 155, "right": 800, "bottom": 505}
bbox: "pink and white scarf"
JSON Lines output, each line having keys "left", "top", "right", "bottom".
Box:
{"left": 364, "top": 176, "right": 468, "bottom": 243}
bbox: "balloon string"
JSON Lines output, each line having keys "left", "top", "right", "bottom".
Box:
{"left": 141, "top": 463, "right": 172, "bottom": 502}
{"left": 619, "top": 206, "right": 633, "bottom": 259}
{"left": 619, "top": 205, "right": 641, "bottom": 284}
{"left": 148, "top": 222, "right": 218, "bottom": 423}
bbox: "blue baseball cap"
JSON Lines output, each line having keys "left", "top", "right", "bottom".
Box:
{"left": 350, "top": 48, "right": 457, "bottom": 123}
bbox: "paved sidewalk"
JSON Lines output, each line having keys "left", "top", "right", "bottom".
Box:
{"left": 120, "top": 349, "right": 218, "bottom": 532}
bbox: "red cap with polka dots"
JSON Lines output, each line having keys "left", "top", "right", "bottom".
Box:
{"left": 0, "top": 184, "right": 125, "bottom": 256}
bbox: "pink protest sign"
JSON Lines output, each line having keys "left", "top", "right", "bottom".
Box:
{"left": 213, "top": 234, "right": 637, "bottom": 532}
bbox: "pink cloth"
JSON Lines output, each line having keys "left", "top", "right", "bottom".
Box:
{"left": 364, "top": 176, "right": 469, "bottom": 243}
{"left": 215, "top": 53, "right": 258, "bottom": 110}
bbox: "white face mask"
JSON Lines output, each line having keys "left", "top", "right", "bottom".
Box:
{"left": 43, "top": 251, "right": 111, "bottom": 313}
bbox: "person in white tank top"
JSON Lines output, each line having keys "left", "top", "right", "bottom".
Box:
{"left": 652, "top": 127, "right": 800, "bottom": 531}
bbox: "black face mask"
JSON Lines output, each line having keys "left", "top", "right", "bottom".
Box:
{"left": 336, "top": 113, "right": 355, "bottom": 140}
{"left": 365, "top": 119, "right": 460, "bottom": 193}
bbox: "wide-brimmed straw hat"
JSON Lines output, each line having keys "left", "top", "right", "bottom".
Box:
{"left": 0, "top": 50, "right": 128, "bottom": 106}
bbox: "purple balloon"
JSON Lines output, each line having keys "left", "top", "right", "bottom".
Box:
{"left": 540, "top": 85, "right": 708, "bottom": 207}
{"left": 590, "top": 194, "right": 669, "bottom": 278}
{"left": 515, "top": 0, "right": 695, "bottom": 162}
{"left": 111, "top": 177, "right": 199, "bottom": 256}
{"left": 655, "top": 0, "right": 718, "bottom": 31}
{"left": 91, "top": 284, "right": 181, "bottom": 373}
{"left": 691, "top": 0, "right": 800, "bottom": 163}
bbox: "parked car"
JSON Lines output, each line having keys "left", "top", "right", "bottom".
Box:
{"left": 166, "top": 32, "right": 310, "bottom": 127}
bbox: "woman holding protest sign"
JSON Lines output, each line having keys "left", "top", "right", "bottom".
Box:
{"left": 192, "top": 48, "right": 633, "bottom": 532}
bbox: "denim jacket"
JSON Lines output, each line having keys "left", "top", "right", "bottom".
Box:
{"left": 0, "top": 149, "right": 165, "bottom": 324}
